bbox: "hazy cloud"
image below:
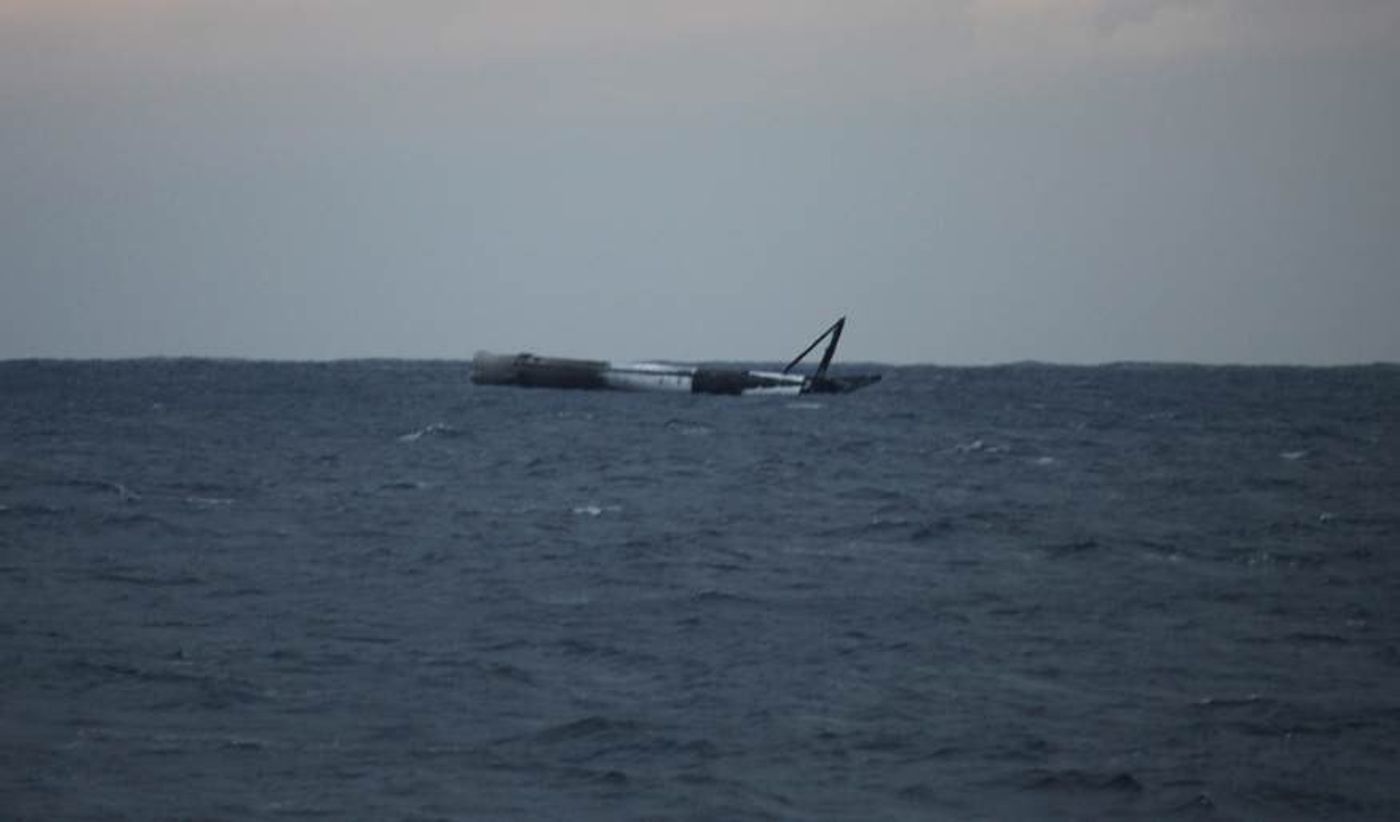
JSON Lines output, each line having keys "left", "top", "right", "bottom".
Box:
{"left": 6, "top": 2, "right": 1396, "bottom": 92}
{"left": 2, "top": 1, "right": 1397, "bottom": 362}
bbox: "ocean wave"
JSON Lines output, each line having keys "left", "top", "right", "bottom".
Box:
{"left": 397, "top": 422, "right": 464, "bottom": 442}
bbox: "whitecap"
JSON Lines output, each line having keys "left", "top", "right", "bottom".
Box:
{"left": 398, "top": 422, "right": 454, "bottom": 442}
{"left": 571, "top": 504, "right": 621, "bottom": 517}
{"left": 106, "top": 481, "right": 141, "bottom": 502}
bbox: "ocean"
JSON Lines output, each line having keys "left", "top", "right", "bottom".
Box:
{"left": 2, "top": 359, "right": 1397, "bottom": 820}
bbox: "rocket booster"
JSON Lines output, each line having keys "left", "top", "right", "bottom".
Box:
{"left": 470, "top": 318, "right": 881, "bottom": 396}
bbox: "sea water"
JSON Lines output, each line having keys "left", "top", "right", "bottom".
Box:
{"left": 2, "top": 360, "right": 1397, "bottom": 820}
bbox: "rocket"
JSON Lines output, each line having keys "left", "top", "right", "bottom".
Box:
{"left": 471, "top": 317, "right": 881, "bottom": 396}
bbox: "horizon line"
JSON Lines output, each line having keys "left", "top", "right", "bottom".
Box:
{"left": 3, "top": 355, "right": 1397, "bottom": 370}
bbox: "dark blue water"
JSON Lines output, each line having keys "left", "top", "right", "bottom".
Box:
{"left": 3, "top": 360, "right": 1398, "bottom": 820}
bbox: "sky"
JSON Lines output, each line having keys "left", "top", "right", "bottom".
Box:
{"left": 2, "top": 0, "right": 1398, "bottom": 364}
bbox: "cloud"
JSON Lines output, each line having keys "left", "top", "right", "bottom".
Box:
{"left": 6, "top": 1, "right": 1395, "bottom": 87}
{"left": 2, "top": 1, "right": 1396, "bottom": 361}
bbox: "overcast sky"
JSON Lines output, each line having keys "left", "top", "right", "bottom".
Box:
{"left": 2, "top": 1, "right": 1397, "bottom": 364}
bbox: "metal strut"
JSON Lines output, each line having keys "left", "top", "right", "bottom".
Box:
{"left": 782, "top": 317, "right": 846, "bottom": 377}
